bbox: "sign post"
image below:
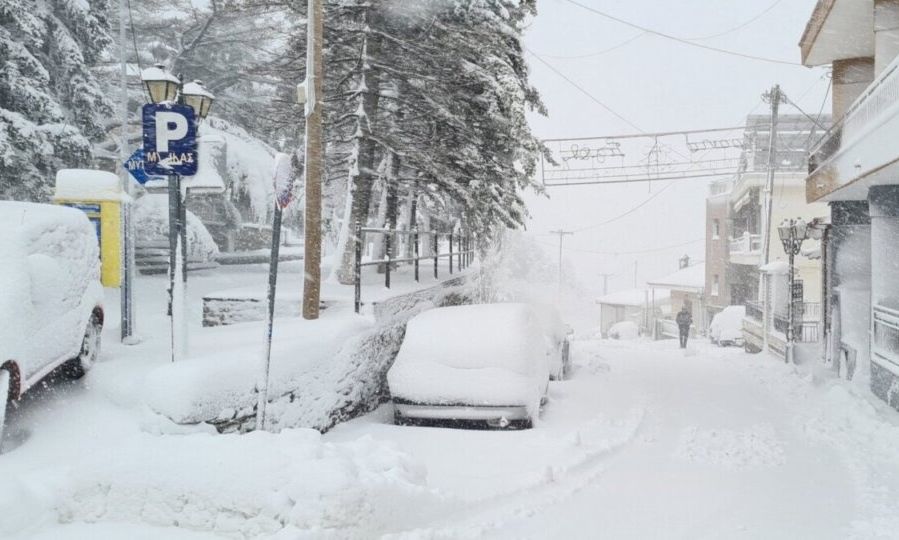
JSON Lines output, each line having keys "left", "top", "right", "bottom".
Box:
{"left": 257, "top": 153, "right": 299, "bottom": 430}
{"left": 142, "top": 103, "right": 198, "bottom": 362}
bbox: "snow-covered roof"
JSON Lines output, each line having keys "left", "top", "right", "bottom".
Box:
{"left": 596, "top": 288, "right": 670, "bottom": 307}
{"left": 648, "top": 263, "right": 706, "bottom": 293}
{"left": 54, "top": 169, "right": 129, "bottom": 201}
{"left": 760, "top": 261, "right": 790, "bottom": 274}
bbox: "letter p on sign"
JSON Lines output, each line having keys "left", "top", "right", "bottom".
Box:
{"left": 142, "top": 103, "right": 199, "bottom": 176}
{"left": 155, "top": 111, "right": 189, "bottom": 153}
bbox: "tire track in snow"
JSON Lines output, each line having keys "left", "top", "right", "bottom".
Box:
{"left": 382, "top": 406, "right": 646, "bottom": 539}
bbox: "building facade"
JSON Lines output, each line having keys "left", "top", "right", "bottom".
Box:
{"left": 800, "top": 0, "right": 899, "bottom": 409}
{"left": 704, "top": 115, "right": 830, "bottom": 357}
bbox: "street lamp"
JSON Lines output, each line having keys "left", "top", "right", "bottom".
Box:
{"left": 141, "top": 64, "right": 180, "bottom": 104}
{"left": 777, "top": 217, "right": 810, "bottom": 363}
{"left": 139, "top": 64, "right": 215, "bottom": 362}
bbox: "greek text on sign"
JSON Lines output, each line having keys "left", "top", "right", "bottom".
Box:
{"left": 142, "top": 103, "right": 198, "bottom": 176}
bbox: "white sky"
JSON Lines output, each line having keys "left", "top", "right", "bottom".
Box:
{"left": 521, "top": 0, "right": 828, "bottom": 296}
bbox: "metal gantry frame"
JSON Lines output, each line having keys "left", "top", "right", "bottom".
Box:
{"left": 353, "top": 223, "right": 476, "bottom": 314}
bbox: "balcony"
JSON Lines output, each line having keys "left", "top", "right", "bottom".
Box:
{"left": 807, "top": 53, "right": 899, "bottom": 201}
{"left": 728, "top": 232, "right": 762, "bottom": 265}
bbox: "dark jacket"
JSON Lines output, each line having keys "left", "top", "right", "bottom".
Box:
{"left": 675, "top": 310, "right": 692, "bottom": 327}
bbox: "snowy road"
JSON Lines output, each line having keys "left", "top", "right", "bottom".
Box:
{"left": 4, "top": 273, "right": 899, "bottom": 538}
{"left": 328, "top": 339, "right": 883, "bottom": 539}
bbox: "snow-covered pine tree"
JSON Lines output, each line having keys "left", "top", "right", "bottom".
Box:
{"left": 0, "top": 0, "right": 114, "bottom": 201}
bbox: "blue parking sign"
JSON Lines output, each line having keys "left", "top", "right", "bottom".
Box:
{"left": 142, "top": 103, "right": 198, "bottom": 176}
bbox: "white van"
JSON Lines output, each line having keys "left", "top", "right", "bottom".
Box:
{"left": 0, "top": 202, "right": 104, "bottom": 446}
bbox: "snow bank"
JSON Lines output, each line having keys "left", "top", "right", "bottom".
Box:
{"left": 17, "top": 430, "right": 450, "bottom": 538}
{"left": 387, "top": 304, "right": 549, "bottom": 411}
{"left": 144, "top": 314, "right": 371, "bottom": 425}
{"left": 133, "top": 194, "right": 219, "bottom": 262}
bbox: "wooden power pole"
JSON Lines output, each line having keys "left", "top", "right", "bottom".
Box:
{"left": 303, "top": 0, "right": 324, "bottom": 320}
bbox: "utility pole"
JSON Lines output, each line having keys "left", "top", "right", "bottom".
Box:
{"left": 302, "top": 0, "right": 324, "bottom": 320}
{"left": 549, "top": 229, "right": 573, "bottom": 294}
{"left": 118, "top": 0, "right": 135, "bottom": 342}
{"left": 760, "top": 84, "right": 784, "bottom": 354}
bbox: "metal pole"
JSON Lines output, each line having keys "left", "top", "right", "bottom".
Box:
{"left": 457, "top": 234, "right": 462, "bottom": 270}
{"left": 118, "top": 0, "right": 135, "bottom": 342}
{"left": 167, "top": 174, "right": 179, "bottom": 362}
{"left": 353, "top": 222, "right": 362, "bottom": 314}
{"left": 550, "top": 229, "right": 574, "bottom": 295}
{"left": 413, "top": 228, "right": 419, "bottom": 282}
{"left": 786, "top": 229, "right": 795, "bottom": 364}
{"left": 433, "top": 232, "right": 438, "bottom": 279}
{"left": 385, "top": 230, "right": 392, "bottom": 289}
{"left": 449, "top": 233, "right": 454, "bottom": 274}
{"left": 257, "top": 205, "right": 283, "bottom": 431}
{"left": 302, "top": 0, "right": 324, "bottom": 320}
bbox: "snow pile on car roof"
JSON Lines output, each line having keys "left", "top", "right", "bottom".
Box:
{"left": 387, "top": 303, "right": 548, "bottom": 409}
{"left": 54, "top": 169, "right": 128, "bottom": 201}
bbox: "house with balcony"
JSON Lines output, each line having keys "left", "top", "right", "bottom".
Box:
{"left": 800, "top": 0, "right": 899, "bottom": 409}
{"left": 704, "top": 114, "right": 829, "bottom": 357}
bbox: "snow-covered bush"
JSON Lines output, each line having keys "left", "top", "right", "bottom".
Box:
{"left": 132, "top": 194, "right": 219, "bottom": 262}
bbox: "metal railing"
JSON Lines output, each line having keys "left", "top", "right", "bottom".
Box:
{"left": 748, "top": 300, "right": 821, "bottom": 343}
{"left": 353, "top": 224, "right": 475, "bottom": 313}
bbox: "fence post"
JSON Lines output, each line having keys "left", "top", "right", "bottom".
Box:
{"left": 385, "top": 229, "right": 392, "bottom": 289}
{"left": 433, "top": 232, "right": 438, "bottom": 279}
{"left": 413, "top": 227, "right": 419, "bottom": 282}
{"left": 354, "top": 222, "right": 362, "bottom": 314}
{"left": 449, "top": 232, "right": 454, "bottom": 274}
{"left": 458, "top": 234, "right": 463, "bottom": 270}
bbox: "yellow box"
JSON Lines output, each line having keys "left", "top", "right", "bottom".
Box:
{"left": 53, "top": 170, "right": 130, "bottom": 288}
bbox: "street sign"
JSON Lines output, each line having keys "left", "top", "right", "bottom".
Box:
{"left": 272, "top": 152, "right": 296, "bottom": 209}
{"left": 124, "top": 148, "right": 163, "bottom": 185}
{"left": 142, "top": 103, "right": 198, "bottom": 176}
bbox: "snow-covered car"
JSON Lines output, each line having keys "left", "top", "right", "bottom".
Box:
{"left": 532, "top": 304, "right": 573, "bottom": 380}
{"left": 608, "top": 320, "right": 639, "bottom": 340}
{"left": 388, "top": 303, "right": 553, "bottom": 429}
{"left": 0, "top": 202, "right": 104, "bottom": 446}
{"left": 709, "top": 305, "right": 746, "bottom": 347}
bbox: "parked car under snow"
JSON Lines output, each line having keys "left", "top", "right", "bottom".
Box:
{"left": 0, "top": 202, "right": 104, "bottom": 446}
{"left": 387, "top": 303, "right": 560, "bottom": 429}
{"left": 709, "top": 305, "right": 746, "bottom": 347}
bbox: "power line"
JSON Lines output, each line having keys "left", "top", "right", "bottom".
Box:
{"left": 525, "top": 47, "right": 643, "bottom": 133}
{"left": 685, "top": 0, "right": 785, "bottom": 40}
{"left": 533, "top": 32, "right": 646, "bottom": 60}
{"left": 571, "top": 182, "right": 675, "bottom": 233}
{"left": 560, "top": 0, "right": 802, "bottom": 66}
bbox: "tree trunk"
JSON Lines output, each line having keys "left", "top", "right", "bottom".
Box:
{"left": 334, "top": 25, "right": 382, "bottom": 285}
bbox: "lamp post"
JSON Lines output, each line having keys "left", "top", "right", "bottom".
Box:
{"left": 777, "top": 217, "right": 809, "bottom": 364}
{"left": 140, "top": 65, "right": 214, "bottom": 361}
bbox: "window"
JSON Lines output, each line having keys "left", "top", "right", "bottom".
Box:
{"left": 712, "top": 219, "right": 721, "bottom": 239}
{"left": 712, "top": 274, "right": 720, "bottom": 297}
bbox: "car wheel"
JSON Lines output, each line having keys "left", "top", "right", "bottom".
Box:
{"left": 0, "top": 369, "right": 10, "bottom": 450}
{"left": 64, "top": 312, "right": 102, "bottom": 379}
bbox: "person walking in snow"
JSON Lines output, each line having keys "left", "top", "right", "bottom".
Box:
{"left": 676, "top": 305, "right": 692, "bottom": 349}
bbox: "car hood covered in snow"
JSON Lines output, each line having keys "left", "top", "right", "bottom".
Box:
{"left": 387, "top": 303, "right": 549, "bottom": 409}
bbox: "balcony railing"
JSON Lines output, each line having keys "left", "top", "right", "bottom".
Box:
{"left": 746, "top": 301, "right": 821, "bottom": 343}
{"left": 808, "top": 53, "right": 899, "bottom": 178}
{"left": 729, "top": 232, "right": 762, "bottom": 255}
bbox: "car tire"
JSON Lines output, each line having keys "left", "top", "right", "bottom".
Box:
{"left": 0, "top": 369, "right": 10, "bottom": 451}
{"left": 63, "top": 312, "right": 102, "bottom": 379}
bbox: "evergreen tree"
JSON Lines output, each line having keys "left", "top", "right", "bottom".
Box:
{"left": 0, "top": 0, "right": 114, "bottom": 201}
